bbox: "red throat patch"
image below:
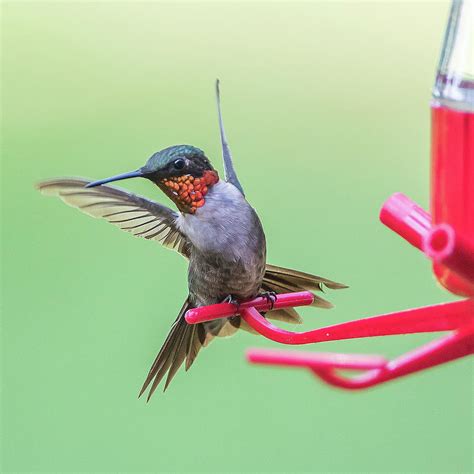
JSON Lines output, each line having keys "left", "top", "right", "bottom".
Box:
{"left": 161, "top": 170, "right": 219, "bottom": 214}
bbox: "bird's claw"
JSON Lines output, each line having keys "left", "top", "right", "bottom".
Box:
{"left": 260, "top": 291, "right": 277, "bottom": 310}
{"left": 222, "top": 294, "right": 239, "bottom": 309}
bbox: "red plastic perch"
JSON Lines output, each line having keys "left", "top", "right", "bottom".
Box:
{"left": 186, "top": 291, "right": 473, "bottom": 344}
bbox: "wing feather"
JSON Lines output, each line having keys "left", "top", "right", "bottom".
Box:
{"left": 37, "top": 178, "right": 190, "bottom": 257}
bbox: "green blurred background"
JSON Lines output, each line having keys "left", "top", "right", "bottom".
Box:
{"left": 2, "top": 1, "right": 472, "bottom": 473}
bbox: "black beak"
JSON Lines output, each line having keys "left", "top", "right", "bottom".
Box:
{"left": 85, "top": 169, "right": 144, "bottom": 188}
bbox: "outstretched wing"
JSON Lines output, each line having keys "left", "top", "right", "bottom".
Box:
{"left": 37, "top": 178, "right": 190, "bottom": 257}
{"left": 215, "top": 79, "right": 245, "bottom": 196}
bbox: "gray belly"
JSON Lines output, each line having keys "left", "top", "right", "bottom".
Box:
{"left": 188, "top": 246, "right": 266, "bottom": 306}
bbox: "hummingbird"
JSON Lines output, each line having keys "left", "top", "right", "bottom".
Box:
{"left": 37, "top": 81, "right": 347, "bottom": 400}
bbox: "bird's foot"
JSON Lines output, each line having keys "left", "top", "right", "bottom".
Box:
{"left": 222, "top": 294, "right": 240, "bottom": 309}
{"left": 259, "top": 291, "right": 277, "bottom": 310}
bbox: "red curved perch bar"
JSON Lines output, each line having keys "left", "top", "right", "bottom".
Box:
{"left": 187, "top": 292, "right": 473, "bottom": 343}
{"left": 239, "top": 299, "right": 473, "bottom": 344}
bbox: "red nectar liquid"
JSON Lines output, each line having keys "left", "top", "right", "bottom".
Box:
{"left": 431, "top": 101, "right": 474, "bottom": 296}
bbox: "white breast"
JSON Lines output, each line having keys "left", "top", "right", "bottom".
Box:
{"left": 176, "top": 181, "right": 258, "bottom": 262}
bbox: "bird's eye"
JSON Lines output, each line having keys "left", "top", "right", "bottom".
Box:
{"left": 173, "top": 159, "right": 185, "bottom": 170}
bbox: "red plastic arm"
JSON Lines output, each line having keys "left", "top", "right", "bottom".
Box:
{"left": 185, "top": 291, "right": 314, "bottom": 324}
{"left": 239, "top": 300, "right": 473, "bottom": 345}
{"left": 247, "top": 323, "right": 474, "bottom": 389}
{"left": 186, "top": 292, "right": 473, "bottom": 345}
{"left": 246, "top": 349, "right": 387, "bottom": 370}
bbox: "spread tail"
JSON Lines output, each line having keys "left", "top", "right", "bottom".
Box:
{"left": 139, "top": 298, "right": 205, "bottom": 400}
{"left": 139, "top": 297, "right": 237, "bottom": 400}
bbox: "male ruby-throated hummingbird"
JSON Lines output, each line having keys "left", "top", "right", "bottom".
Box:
{"left": 38, "top": 81, "right": 347, "bottom": 400}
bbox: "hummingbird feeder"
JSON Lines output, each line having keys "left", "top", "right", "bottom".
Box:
{"left": 185, "top": 0, "right": 474, "bottom": 390}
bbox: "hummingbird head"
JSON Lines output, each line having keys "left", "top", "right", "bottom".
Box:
{"left": 86, "top": 145, "right": 219, "bottom": 214}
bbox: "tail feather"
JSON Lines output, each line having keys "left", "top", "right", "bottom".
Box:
{"left": 185, "top": 324, "right": 206, "bottom": 371}
{"left": 267, "top": 307, "right": 303, "bottom": 324}
{"left": 139, "top": 297, "right": 205, "bottom": 400}
{"left": 264, "top": 264, "right": 348, "bottom": 290}
{"left": 261, "top": 279, "right": 334, "bottom": 309}
{"left": 263, "top": 263, "right": 347, "bottom": 321}
{"left": 163, "top": 320, "right": 190, "bottom": 391}
{"left": 139, "top": 298, "right": 235, "bottom": 399}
